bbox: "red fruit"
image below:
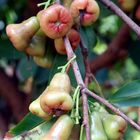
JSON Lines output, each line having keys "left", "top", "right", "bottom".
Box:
{"left": 39, "top": 4, "right": 73, "bottom": 39}
{"left": 54, "top": 29, "right": 80, "bottom": 54}
{"left": 135, "top": 5, "right": 140, "bottom": 21}
{"left": 70, "top": 0, "right": 100, "bottom": 26}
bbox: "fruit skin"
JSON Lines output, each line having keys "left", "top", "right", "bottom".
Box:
{"left": 6, "top": 16, "right": 39, "bottom": 51}
{"left": 40, "top": 115, "right": 74, "bottom": 140}
{"left": 100, "top": 113, "right": 127, "bottom": 140}
{"left": 49, "top": 72, "right": 71, "bottom": 93}
{"left": 40, "top": 72, "right": 73, "bottom": 115}
{"left": 135, "top": 5, "right": 140, "bottom": 21}
{"left": 39, "top": 4, "right": 73, "bottom": 39}
{"left": 29, "top": 97, "right": 52, "bottom": 120}
{"left": 25, "top": 29, "right": 46, "bottom": 57}
{"left": 40, "top": 88, "right": 74, "bottom": 115}
{"left": 70, "top": 0, "right": 100, "bottom": 26}
{"left": 54, "top": 29, "right": 80, "bottom": 54}
{"left": 33, "top": 42, "right": 54, "bottom": 68}
{"left": 63, "top": 0, "right": 73, "bottom": 8}
{"left": 90, "top": 111, "right": 108, "bottom": 140}
{"left": 118, "top": 0, "right": 137, "bottom": 12}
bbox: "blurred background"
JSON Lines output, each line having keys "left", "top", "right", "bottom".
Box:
{"left": 0, "top": 0, "right": 140, "bottom": 139}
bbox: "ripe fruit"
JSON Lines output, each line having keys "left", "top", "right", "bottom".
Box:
{"left": 6, "top": 16, "right": 39, "bottom": 51}
{"left": 40, "top": 72, "right": 73, "bottom": 115}
{"left": 29, "top": 97, "right": 52, "bottom": 120}
{"left": 70, "top": 0, "right": 100, "bottom": 26}
{"left": 54, "top": 29, "right": 80, "bottom": 54}
{"left": 39, "top": 4, "right": 73, "bottom": 39}
{"left": 118, "top": 0, "right": 137, "bottom": 12}
{"left": 40, "top": 115, "right": 74, "bottom": 140}
{"left": 25, "top": 29, "right": 46, "bottom": 57}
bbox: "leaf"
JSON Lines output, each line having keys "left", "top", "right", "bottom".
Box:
{"left": 10, "top": 118, "right": 56, "bottom": 140}
{"left": 9, "top": 113, "right": 45, "bottom": 136}
{"left": 79, "top": 26, "right": 97, "bottom": 51}
{"left": 16, "top": 57, "right": 37, "bottom": 82}
{"left": 0, "top": 39, "right": 25, "bottom": 59}
{"left": 109, "top": 80, "right": 140, "bottom": 106}
{"left": 34, "top": 68, "right": 50, "bottom": 85}
{"left": 112, "top": 97, "right": 140, "bottom": 107}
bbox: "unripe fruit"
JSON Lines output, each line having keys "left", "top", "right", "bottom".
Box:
{"left": 39, "top": 4, "right": 73, "bottom": 39}
{"left": 40, "top": 72, "right": 73, "bottom": 115}
{"left": 49, "top": 72, "right": 71, "bottom": 93}
{"left": 29, "top": 98, "right": 52, "bottom": 120}
{"left": 135, "top": 5, "right": 140, "bottom": 21}
{"left": 54, "top": 29, "right": 80, "bottom": 54}
{"left": 33, "top": 43, "right": 54, "bottom": 68}
{"left": 70, "top": 0, "right": 100, "bottom": 26}
{"left": 40, "top": 115, "right": 74, "bottom": 140}
{"left": 101, "top": 113, "right": 127, "bottom": 140}
{"left": 40, "top": 88, "right": 74, "bottom": 115}
{"left": 25, "top": 29, "right": 46, "bottom": 57}
{"left": 90, "top": 111, "right": 108, "bottom": 140}
{"left": 6, "top": 17, "right": 39, "bottom": 51}
{"left": 118, "top": 0, "right": 137, "bottom": 12}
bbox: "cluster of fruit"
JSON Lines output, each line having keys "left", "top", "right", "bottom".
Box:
{"left": 87, "top": 105, "right": 127, "bottom": 140}
{"left": 29, "top": 72, "right": 74, "bottom": 140}
{"left": 6, "top": 0, "right": 100, "bottom": 68}
{"left": 29, "top": 74, "right": 127, "bottom": 140}
{"left": 118, "top": 0, "right": 140, "bottom": 21}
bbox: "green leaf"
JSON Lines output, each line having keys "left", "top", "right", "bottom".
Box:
{"left": 9, "top": 113, "right": 45, "bottom": 136}
{"left": 112, "top": 97, "right": 140, "bottom": 107}
{"left": 109, "top": 80, "right": 140, "bottom": 106}
{"left": 16, "top": 57, "right": 37, "bottom": 82}
{"left": 34, "top": 68, "right": 50, "bottom": 85}
{"left": 0, "top": 39, "right": 25, "bottom": 59}
{"left": 10, "top": 118, "right": 56, "bottom": 140}
{"left": 79, "top": 26, "right": 97, "bottom": 51}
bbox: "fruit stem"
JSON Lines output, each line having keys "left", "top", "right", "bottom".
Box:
{"left": 57, "top": 55, "right": 76, "bottom": 73}
{"left": 80, "top": 124, "right": 84, "bottom": 140}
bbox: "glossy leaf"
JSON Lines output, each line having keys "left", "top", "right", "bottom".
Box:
{"left": 16, "top": 57, "right": 37, "bottom": 82}
{"left": 9, "top": 113, "right": 45, "bottom": 136}
{"left": 79, "top": 26, "right": 97, "bottom": 51}
{"left": 109, "top": 80, "right": 140, "bottom": 106}
{"left": 0, "top": 39, "right": 25, "bottom": 59}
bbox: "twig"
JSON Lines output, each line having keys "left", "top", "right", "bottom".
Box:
{"left": 138, "top": 107, "right": 140, "bottom": 125}
{"left": 80, "top": 40, "right": 91, "bottom": 140}
{"left": 98, "top": 0, "right": 140, "bottom": 38}
{"left": 64, "top": 36, "right": 90, "bottom": 140}
{"left": 82, "top": 88, "right": 140, "bottom": 131}
{"left": 64, "top": 36, "right": 140, "bottom": 131}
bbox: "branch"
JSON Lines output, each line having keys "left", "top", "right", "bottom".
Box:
{"left": 90, "top": 23, "right": 130, "bottom": 74}
{"left": 64, "top": 36, "right": 90, "bottom": 140}
{"left": 98, "top": 0, "right": 140, "bottom": 38}
{"left": 80, "top": 40, "right": 91, "bottom": 140}
{"left": 64, "top": 36, "right": 140, "bottom": 131}
{"left": 82, "top": 88, "right": 140, "bottom": 131}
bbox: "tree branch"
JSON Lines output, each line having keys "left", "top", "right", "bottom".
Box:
{"left": 98, "top": 0, "right": 140, "bottom": 38}
{"left": 64, "top": 35, "right": 140, "bottom": 132}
